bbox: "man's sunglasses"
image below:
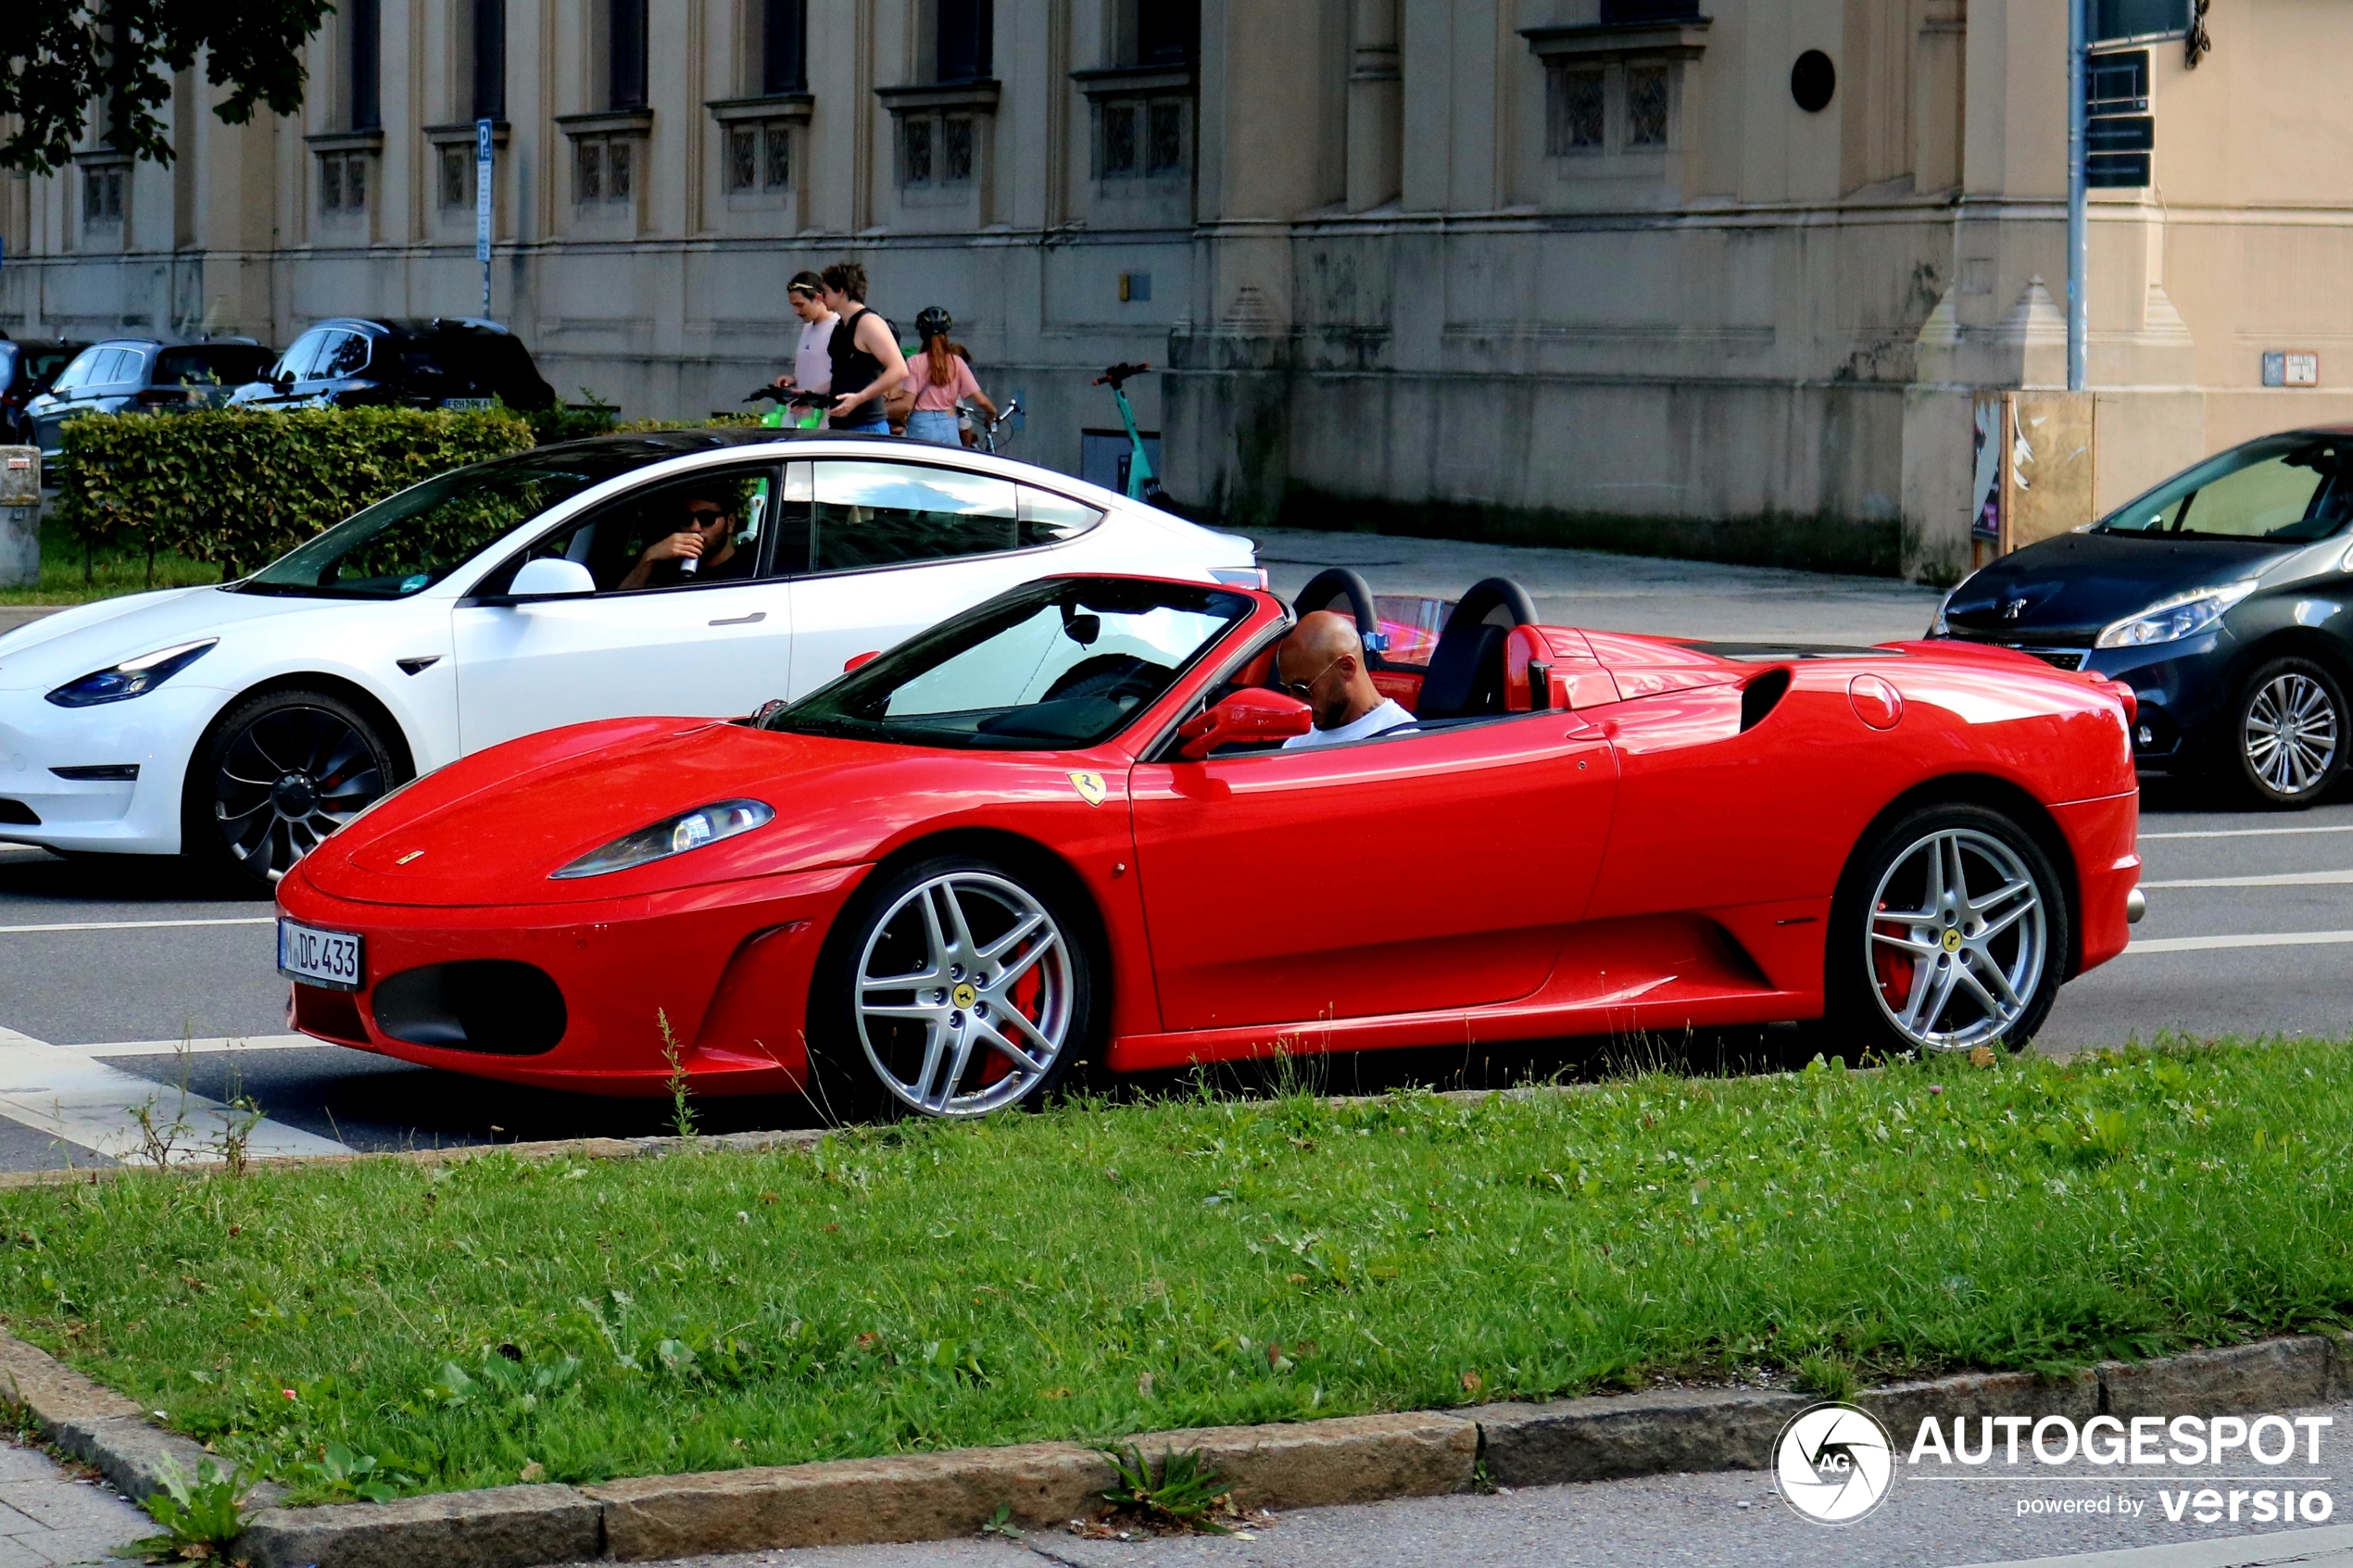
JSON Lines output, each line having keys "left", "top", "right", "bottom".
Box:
{"left": 1276, "top": 656, "right": 1341, "bottom": 699}
{"left": 686, "top": 507, "right": 727, "bottom": 525}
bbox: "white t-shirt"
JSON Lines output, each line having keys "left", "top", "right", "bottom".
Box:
{"left": 792, "top": 314, "right": 837, "bottom": 394}
{"left": 1282, "top": 698, "right": 1416, "bottom": 750}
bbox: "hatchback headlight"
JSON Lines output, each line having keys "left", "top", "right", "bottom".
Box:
{"left": 44, "top": 639, "right": 217, "bottom": 708}
{"left": 2094, "top": 581, "right": 2259, "bottom": 650}
{"left": 550, "top": 799, "right": 774, "bottom": 880}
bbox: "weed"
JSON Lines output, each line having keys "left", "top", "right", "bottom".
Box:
{"left": 1097, "top": 1445, "right": 1232, "bottom": 1533}
{"left": 208, "top": 1096, "right": 265, "bottom": 1179}
{"left": 658, "top": 1010, "right": 698, "bottom": 1141}
{"left": 1797, "top": 1355, "right": 1858, "bottom": 1402}
{"left": 979, "top": 1501, "right": 1024, "bottom": 1539}
{"left": 120, "top": 1457, "right": 246, "bottom": 1561}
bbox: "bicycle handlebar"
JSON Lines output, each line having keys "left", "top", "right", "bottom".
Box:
{"left": 1094, "top": 362, "right": 1151, "bottom": 389}
{"left": 743, "top": 384, "right": 828, "bottom": 407}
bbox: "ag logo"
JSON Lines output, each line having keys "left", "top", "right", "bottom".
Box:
{"left": 1066, "top": 771, "right": 1108, "bottom": 807}
{"left": 1774, "top": 1402, "right": 1894, "bottom": 1524}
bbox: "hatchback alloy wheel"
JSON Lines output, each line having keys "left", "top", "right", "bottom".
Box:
{"left": 2235, "top": 659, "right": 2344, "bottom": 807}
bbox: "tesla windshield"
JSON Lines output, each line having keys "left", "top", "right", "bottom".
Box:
{"left": 235, "top": 447, "right": 662, "bottom": 598}
{"left": 765, "top": 579, "right": 1252, "bottom": 750}
{"left": 2097, "top": 434, "right": 2353, "bottom": 542}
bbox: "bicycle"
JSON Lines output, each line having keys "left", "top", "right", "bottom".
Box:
{"left": 739, "top": 383, "right": 828, "bottom": 429}
{"left": 962, "top": 394, "right": 1023, "bottom": 455}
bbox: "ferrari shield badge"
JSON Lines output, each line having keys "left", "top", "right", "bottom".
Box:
{"left": 1067, "top": 771, "right": 1108, "bottom": 807}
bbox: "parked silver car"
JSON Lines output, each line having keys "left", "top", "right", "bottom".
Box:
{"left": 25, "top": 338, "right": 276, "bottom": 460}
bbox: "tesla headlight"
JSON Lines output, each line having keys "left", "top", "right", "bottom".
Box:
{"left": 44, "top": 639, "right": 218, "bottom": 708}
{"left": 550, "top": 799, "right": 774, "bottom": 880}
{"left": 2094, "top": 581, "right": 2259, "bottom": 650}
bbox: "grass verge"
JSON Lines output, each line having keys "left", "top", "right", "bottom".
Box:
{"left": 0, "top": 1040, "right": 2345, "bottom": 1505}
{"left": 0, "top": 515, "right": 216, "bottom": 607}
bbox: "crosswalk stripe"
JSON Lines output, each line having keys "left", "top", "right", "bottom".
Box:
{"left": 2124, "top": 929, "right": 2353, "bottom": 955}
{"left": 2142, "top": 869, "right": 2353, "bottom": 889}
{"left": 0, "top": 917, "right": 274, "bottom": 935}
{"left": 2142, "top": 823, "right": 2353, "bottom": 841}
{"left": 0, "top": 1026, "right": 350, "bottom": 1164}
{"left": 70, "top": 1035, "right": 318, "bottom": 1057}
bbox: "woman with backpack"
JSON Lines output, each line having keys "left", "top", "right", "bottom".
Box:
{"left": 900, "top": 307, "right": 996, "bottom": 447}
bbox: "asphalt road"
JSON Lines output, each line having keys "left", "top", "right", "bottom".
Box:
{"left": 0, "top": 539, "right": 2347, "bottom": 1167}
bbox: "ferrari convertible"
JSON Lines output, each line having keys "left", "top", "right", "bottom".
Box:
{"left": 274, "top": 571, "right": 2144, "bottom": 1117}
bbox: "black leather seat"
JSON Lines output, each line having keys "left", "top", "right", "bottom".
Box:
{"left": 1416, "top": 577, "right": 1538, "bottom": 721}
{"left": 1289, "top": 567, "right": 1384, "bottom": 667}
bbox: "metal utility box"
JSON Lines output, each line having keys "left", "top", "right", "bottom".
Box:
{"left": 0, "top": 447, "right": 37, "bottom": 587}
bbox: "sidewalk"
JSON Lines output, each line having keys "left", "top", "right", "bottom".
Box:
{"left": 1249, "top": 527, "right": 1943, "bottom": 646}
{"left": 0, "top": 1441, "right": 148, "bottom": 1566}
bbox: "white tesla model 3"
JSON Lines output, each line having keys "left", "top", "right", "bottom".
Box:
{"left": 0, "top": 431, "right": 1258, "bottom": 886}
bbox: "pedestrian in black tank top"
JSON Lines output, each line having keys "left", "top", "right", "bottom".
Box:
{"left": 817, "top": 261, "right": 908, "bottom": 433}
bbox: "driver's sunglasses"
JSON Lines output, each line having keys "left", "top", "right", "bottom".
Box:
{"left": 1277, "top": 656, "right": 1340, "bottom": 699}
{"left": 686, "top": 507, "right": 727, "bottom": 527}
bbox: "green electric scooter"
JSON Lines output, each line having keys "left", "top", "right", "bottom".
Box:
{"left": 1094, "top": 362, "right": 1162, "bottom": 504}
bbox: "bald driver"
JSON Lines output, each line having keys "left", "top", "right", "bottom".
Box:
{"left": 1274, "top": 610, "right": 1416, "bottom": 749}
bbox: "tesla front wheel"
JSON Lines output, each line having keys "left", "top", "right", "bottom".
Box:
{"left": 1828, "top": 804, "right": 2067, "bottom": 1056}
{"left": 2230, "top": 657, "right": 2345, "bottom": 809}
{"left": 185, "top": 688, "right": 406, "bottom": 890}
{"left": 811, "top": 853, "right": 1100, "bottom": 1120}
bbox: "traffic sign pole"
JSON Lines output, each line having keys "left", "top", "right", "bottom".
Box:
{"left": 475, "top": 119, "right": 495, "bottom": 320}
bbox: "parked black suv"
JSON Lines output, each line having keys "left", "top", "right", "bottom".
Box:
{"left": 227, "top": 318, "right": 556, "bottom": 413}
{"left": 0, "top": 337, "right": 92, "bottom": 445}
{"left": 22, "top": 338, "right": 275, "bottom": 460}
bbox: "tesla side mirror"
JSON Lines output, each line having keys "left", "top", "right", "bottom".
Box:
{"left": 1176, "top": 689, "right": 1314, "bottom": 760}
{"left": 508, "top": 558, "right": 597, "bottom": 598}
{"left": 843, "top": 650, "right": 881, "bottom": 672}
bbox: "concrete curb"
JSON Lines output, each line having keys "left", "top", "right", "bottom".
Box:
{"left": 0, "top": 1326, "right": 2342, "bottom": 1568}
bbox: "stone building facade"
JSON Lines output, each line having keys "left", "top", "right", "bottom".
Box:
{"left": 6, "top": 0, "right": 2353, "bottom": 580}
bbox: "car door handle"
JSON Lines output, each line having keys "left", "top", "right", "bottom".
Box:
{"left": 709, "top": 610, "right": 766, "bottom": 626}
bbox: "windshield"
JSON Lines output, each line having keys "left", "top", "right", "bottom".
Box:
{"left": 235, "top": 448, "right": 664, "bottom": 598}
{"left": 2096, "top": 433, "right": 2353, "bottom": 542}
{"left": 765, "top": 578, "right": 1252, "bottom": 750}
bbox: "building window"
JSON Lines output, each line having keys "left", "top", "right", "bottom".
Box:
{"left": 472, "top": 0, "right": 507, "bottom": 120}
{"left": 321, "top": 151, "right": 369, "bottom": 212}
{"left": 937, "top": 0, "right": 993, "bottom": 83}
{"left": 2085, "top": 48, "right": 2153, "bottom": 188}
{"left": 762, "top": 0, "right": 807, "bottom": 94}
{"left": 1549, "top": 68, "right": 1604, "bottom": 154}
{"left": 348, "top": 0, "right": 382, "bottom": 131}
{"left": 1096, "top": 95, "right": 1188, "bottom": 180}
{"left": 944, "top": 116, "right": 975, "bottom": 182}
{"left": 1626, "top": 65, "right": 1671, "bottom": 147}
{"left": 904, "top": 117, "right": 934, "bottom": 184}
{"left": 725, "top": 122, "right": 793, "bottom": 193}
{"left": 438, "top": 144, "right": 471, "bottom": 207}
{"left": 82, "top": 162, "right": 126, "bottom": 224}
{"left": 1134, "top": 0, "right": 1201, "bottom": 66}
{"left": 575, "top": 134, "right": 634, "bottom": 203}
{"left": 610, "top": 0, "right": 648, "bottom": 109}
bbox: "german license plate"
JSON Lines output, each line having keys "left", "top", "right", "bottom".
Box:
{"left": 440, "top": 396, "right": 494, "bottom": 411}
{"left": 278, "top": 919, "right": 362, "bottom": 990}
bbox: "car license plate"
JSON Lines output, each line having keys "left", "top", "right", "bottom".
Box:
{"left": 278, "top": 919, "right": 363, "bottom": 991}
{"left": 440, "top": 396, "right": 494, "bottom": 411}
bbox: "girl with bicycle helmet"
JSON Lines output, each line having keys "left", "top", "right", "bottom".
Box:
{"left": 902, "top": 306, "right": 996, "bottom": 447}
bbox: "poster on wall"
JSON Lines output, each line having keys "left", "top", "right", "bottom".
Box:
{"left": 1970, "top": 394, "right": 2006, "bottom": 549}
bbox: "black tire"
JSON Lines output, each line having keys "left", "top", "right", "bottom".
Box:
{"left": 1824, "top": 802, "right": 2069, "bottom": 1058}
{"left": 806, "top": 851, "right": 1103, "bottom": 1122}
{"left": 2224, "top": 656, "right": 2346, "bottom": 809}
{"left": 182, "top": 688, "right": 408, "bottom": 891}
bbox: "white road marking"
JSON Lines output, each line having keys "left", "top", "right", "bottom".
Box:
{"left": 69, "top": 1035, "right": 317, "bottom": 1058}
{"left": 2142, "top": 823, "right": 2353, "bottom": 841}
{"left": 0, "top": 1026, "right": 349, "bottom": 1164}
{"left": 2142, "top": 869, "right": 2353, "bottom": 889}
{"left": 0, "top": 917, "right": 274, "bottom": 935}
{"left": 2124, "top": 929, "right": 2353, "bottom": 955}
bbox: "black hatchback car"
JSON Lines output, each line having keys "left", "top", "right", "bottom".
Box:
{"left": 0, "top": 337, "right": 92, "bottom": 445}
{"left": 226, "top": 317, "right": 556, "bottom": 413}
{"left": 1931, "top": 428, "right": 2353, "bottom": 807}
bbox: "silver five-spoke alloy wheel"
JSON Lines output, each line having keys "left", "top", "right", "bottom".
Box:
{"left": 1865, "top": 827, "right": 2046, "bottom": 1050}
{"left": 853, "top": 871, "right": 1074, "bottom": 1116}
{"left": 2241, "top": 671, "right": 2340, "bottom": 798}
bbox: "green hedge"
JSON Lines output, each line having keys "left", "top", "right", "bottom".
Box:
{"left": 56, "top": 407, "right": 537, "bottom": 580}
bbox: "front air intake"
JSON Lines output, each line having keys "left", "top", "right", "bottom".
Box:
{"left": 371, "top": 960, "right": 568, "bottom": 1056}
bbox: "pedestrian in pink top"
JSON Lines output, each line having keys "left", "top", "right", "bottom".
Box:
{"left": 901, "top": 307, "right": 997, "bottom": 446}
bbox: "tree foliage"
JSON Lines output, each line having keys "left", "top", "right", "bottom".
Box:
{"left": 1, "top": 0, "right": 333, "bottom": 175}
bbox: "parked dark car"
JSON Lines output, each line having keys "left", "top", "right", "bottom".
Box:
{"left": 225, "top": 317, "right": 556, "bottom": 414}
{"left": 1931, "top": 427, "right": 2353, "bottom": 807}
{"left": 0, "top": 337, "right": 92, "bottom": 445}
{"left": 23, "top": 338, "right": 275, "bottom": 460}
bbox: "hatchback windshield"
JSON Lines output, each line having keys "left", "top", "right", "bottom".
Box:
{"left": 236, "top": 447, "right": 664, "bottom": 598}
{"left": 766, "top": 578, "right": 1252, "bottom": 750}
{"left": 2097, "top": 433, "right": 2353, "bottom": 542}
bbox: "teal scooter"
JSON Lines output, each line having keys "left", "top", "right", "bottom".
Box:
{"left": 1094, "top": 362, "right": 1162, "bottom": 505}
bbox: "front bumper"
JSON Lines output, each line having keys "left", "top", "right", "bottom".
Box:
{"left": 274, "top": 860, "right": 873, "bottom": 1096}
{"left": 1935, "top": 632, "right": 2233, "bottom": 770}
{"left": 0, "top": 684, "right": 225, "bottom": 853}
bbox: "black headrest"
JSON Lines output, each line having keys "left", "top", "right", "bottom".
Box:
{"left": 1290, "top": 568, "right": 1383, "bottom": 668}
{"left": 1416, "top": 579, "right": 1533, "bottom": 721}
{"left": 1447, "top": 577, "right": 1538, "bottom": 633}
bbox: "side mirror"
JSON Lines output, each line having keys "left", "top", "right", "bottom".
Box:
{"left": 508, "top": 558, "right": 597, "bottom": 598}
{"left": 1176, "top": 689, "right": 1314, "bottom": 760}
{"left": 843, "top": 649, "right": 880, "bottom": 672}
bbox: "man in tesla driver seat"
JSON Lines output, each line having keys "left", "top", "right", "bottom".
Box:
{"left": 618, "top": 488, "right": 756, "bottom": 590}
{"left": 1275, "top": 611, "right": 1416, "bottom": 748}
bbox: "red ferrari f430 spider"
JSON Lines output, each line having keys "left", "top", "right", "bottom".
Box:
{"left": 276, "top": 571, "right": 2144, "bottom": 1117}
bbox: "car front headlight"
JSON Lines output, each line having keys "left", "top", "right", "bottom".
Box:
{"left": 44, "top": 639, "right": 218, "bottom": 708}
{"left": 2094, "top": 581, "right": 2259, "bottom": 650}
{"left": 550, "top": 799, "right": 774, "bottom": 880}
